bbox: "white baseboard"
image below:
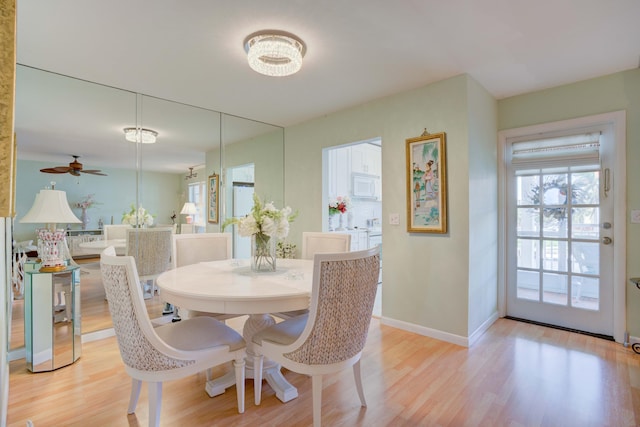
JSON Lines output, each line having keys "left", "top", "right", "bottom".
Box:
{"left": 81, "top": 328, "right": 115, "bottom": 343}
{"left": 468, "top": 312, "right": 500, "bottom": 347}
{"left": 380, "top": 312, "right": 499, "bottom": 348}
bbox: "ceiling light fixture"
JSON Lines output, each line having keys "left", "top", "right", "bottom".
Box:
{"left": 244, "top": 30, "right": 306, "bottom": 77}
{"left": 123, "top": 127, "right": 158, "bottom": 144}
{"left": 185, "top": 167, "right": 198, "bottom": 180}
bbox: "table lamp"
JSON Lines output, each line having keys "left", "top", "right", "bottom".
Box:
{"left": 180, "top": 202, "right": 198, "bottom": 224}
{"left": 20, "top": 187, "right": 82, "bottom": 272}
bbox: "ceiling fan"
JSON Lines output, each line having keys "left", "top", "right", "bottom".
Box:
{"left": 40, "top": 155, "right": 107, "bottom": 176}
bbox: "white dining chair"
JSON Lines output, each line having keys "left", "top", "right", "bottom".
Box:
{"left": 274, "top": 231, "right": 352, "bottom": 320}
{"left": 104, "top": 224, "right": 132, "bottom": 241}
{"left": 170, "top": 232, "right": 238, "bottom": 321}
{"left": 301, "top": 231, "right": 351, "bottom": 259}
{"left": 252, "top": 246, "right": 381, "bottom": 427}
{"left": 100, "top": 246, "right": 246, "bottom": 427}
{"left": 126, "top": 227, "right": 173, "bottom": 299}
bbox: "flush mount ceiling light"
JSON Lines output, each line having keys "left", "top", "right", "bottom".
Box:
{"left": 244, "top": 30, "right": 306, "bottom": 77}
{"left": 123, "top": 127, "right": 158, "bottom": 144}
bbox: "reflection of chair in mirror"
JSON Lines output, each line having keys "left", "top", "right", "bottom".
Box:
{"left": 253, "top": 247, "right": 381, "bottom": 427}
{"left": 274, "top": 231, "right": 351, "bottom": 320}
{"left": 126, "top": 227, "right": 173, "bottom": 300}
{"left": 104, "top": 224, "right": 132, "bottom": 240}
{"left": 100, "top": 246, "right": 246, "bottom": 427}
{"left": 170, "top": 233, "right": 236, "bottom": 321}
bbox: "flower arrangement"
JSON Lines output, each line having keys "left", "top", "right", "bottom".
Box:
{"left": 122, "top": 205, "right": 155, "bottom": 227}
{"left": 75, "top": 194, "right": 100, "bottom": 210}
{"left": 328, "top": 195, "right": 351, "bottom": 215}
{"left": 277, "top": 241, "right": 297, "bottom": 259}
{"left": 223, "top": 193, "right": 297, "bottom": 271}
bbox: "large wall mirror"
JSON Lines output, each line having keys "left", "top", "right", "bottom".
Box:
{"left": 10, "top": 65, "right": 284, "bottom": 352}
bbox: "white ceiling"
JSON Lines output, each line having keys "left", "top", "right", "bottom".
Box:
{"left": 15, "top": 0, "right": 640, "bottom": 172}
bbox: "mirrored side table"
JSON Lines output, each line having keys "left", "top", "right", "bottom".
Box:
{"left": 24, "top": 263, "right": 81, "bottom": 372}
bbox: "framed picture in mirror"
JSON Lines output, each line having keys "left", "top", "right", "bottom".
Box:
{"left": 406, "top": 131, "right": 447, "bottom": 233}
{"left": 208, "top": 174, "right": 219, "bottom": 223}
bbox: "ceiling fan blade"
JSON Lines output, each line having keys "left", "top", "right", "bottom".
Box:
{"left": 80, "top": 170, "right": 107, "bottom": 176}
{"left": 40, "top": 167, "right": 71, "bottom": 174}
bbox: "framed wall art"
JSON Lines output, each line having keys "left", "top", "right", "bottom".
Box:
{"left": 208, "top": 174, "right": 219, "bottom": 223}
{"left": 406, "top": 131, "right": 447, "bottom": 233}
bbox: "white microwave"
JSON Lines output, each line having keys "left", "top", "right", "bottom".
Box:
{"left": 352, "top": 173, "right": 378, "bottom": 199}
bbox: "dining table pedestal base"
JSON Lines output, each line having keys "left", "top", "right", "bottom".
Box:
{"left": 205, "top": 313, "right": 299, "bottom": 403}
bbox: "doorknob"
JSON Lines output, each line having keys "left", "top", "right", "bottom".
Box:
{"left": 602, "top": 236, "right": 612, "bottom": 245}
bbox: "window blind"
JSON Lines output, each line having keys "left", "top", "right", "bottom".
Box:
{"left": 511, "top": 132, "right": 601, "bottom": 167}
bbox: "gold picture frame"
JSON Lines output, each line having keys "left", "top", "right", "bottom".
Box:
{"left": 208, "top": 174, "right": 219, "bottom": 224}
{"left": 406, "top": 132, "right": 447, "bottom": 233}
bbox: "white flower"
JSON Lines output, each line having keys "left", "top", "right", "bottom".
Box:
{"left": 261, "top": 217, "right": 277, "bottom": 237}
{"left": 274, "top": 218, "right": 290, "bottom": 239}
{"left": 222, "top": 193, "right": 297, "bottom": 240}
{"left": 122, "top": 205, "right": 155, "bottom": 226}
{"left": 237, "top": 215, "right": 259, "bottom": 237}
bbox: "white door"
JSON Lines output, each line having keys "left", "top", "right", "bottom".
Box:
{"left": 232, "top": 183, "right": 254, "bottom": 259}
{"left": 504, "top": 117, "right": 622, "bottom": 338}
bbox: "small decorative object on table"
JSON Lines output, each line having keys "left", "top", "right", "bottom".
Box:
{"left": 223, "top": 194, "right": 297, "bottom": 272}
{"left": 328, "top": 195, "right": 351, "bottom": 231}
{"left": 277, "top": 241, "right": 297, "bottom": 259}
{"left": 122, "top": 205, "right": 155, "bottom": 228}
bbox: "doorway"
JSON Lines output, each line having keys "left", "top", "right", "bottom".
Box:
{"left": 226, "top": 164, "right": 254, "bottom": 259}
{"left": 499, "top": 112, "right": 626, "bottom": 341}
{"left": 323, "top": 138, "right": 383, "bottom": 316}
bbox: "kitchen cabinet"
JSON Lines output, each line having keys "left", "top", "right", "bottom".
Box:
{"left": 351, "top": 143, "right": 381, "bottom": 176}
{"left": 327, "top": 148, "right": 351, "bottom": 199}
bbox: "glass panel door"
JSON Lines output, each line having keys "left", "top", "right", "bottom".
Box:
{"left": 507, "top": 143, "right": 614, "bottom": 337}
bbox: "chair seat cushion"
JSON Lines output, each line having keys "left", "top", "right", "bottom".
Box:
{"left": 252, "top": 313, "right": 308, "bottom": 346}
{"left": 155, "top": 316, "right": 245, "bottom": 352}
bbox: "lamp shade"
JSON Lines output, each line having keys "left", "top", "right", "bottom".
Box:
{"left": 20, "top": 189, "right": 82, "bottom": 224}
{"left": 180, "top": 202, "right": 198, "bottom": 215}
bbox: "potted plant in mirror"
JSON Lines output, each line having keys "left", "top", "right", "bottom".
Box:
{"left": 122, "top": 205, "right": 155, "bottom": 228}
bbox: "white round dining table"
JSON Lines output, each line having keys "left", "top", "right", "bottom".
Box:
{"left": 156, "top": 258, "right": 314, "bottom": 403}
{"left": 79, "top": 238, "right": 126, "bottom": 255}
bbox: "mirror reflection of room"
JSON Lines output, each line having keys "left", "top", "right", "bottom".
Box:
{"left": 10, "top": 65, "right": 284, "bottom": 355}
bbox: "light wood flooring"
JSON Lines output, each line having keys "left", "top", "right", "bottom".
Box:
{"left": 7, "top": 316, "right": 640, "bottom": 426}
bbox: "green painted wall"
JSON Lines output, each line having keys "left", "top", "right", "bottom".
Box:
{"left": 284, "top": 74, "right": 499, "bottom": 339}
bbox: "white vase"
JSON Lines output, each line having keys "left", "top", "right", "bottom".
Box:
{"left": 328, "top": 214, "right": 336, "bottom": 231}
{"left": 251, "top": 233, "right": 277, "bottom": 272}
{"left": 336, "top": 213, "right": 345, "bottom": 231}
{"left": 81, "top": 208, "right": 89, "bottom": 230}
